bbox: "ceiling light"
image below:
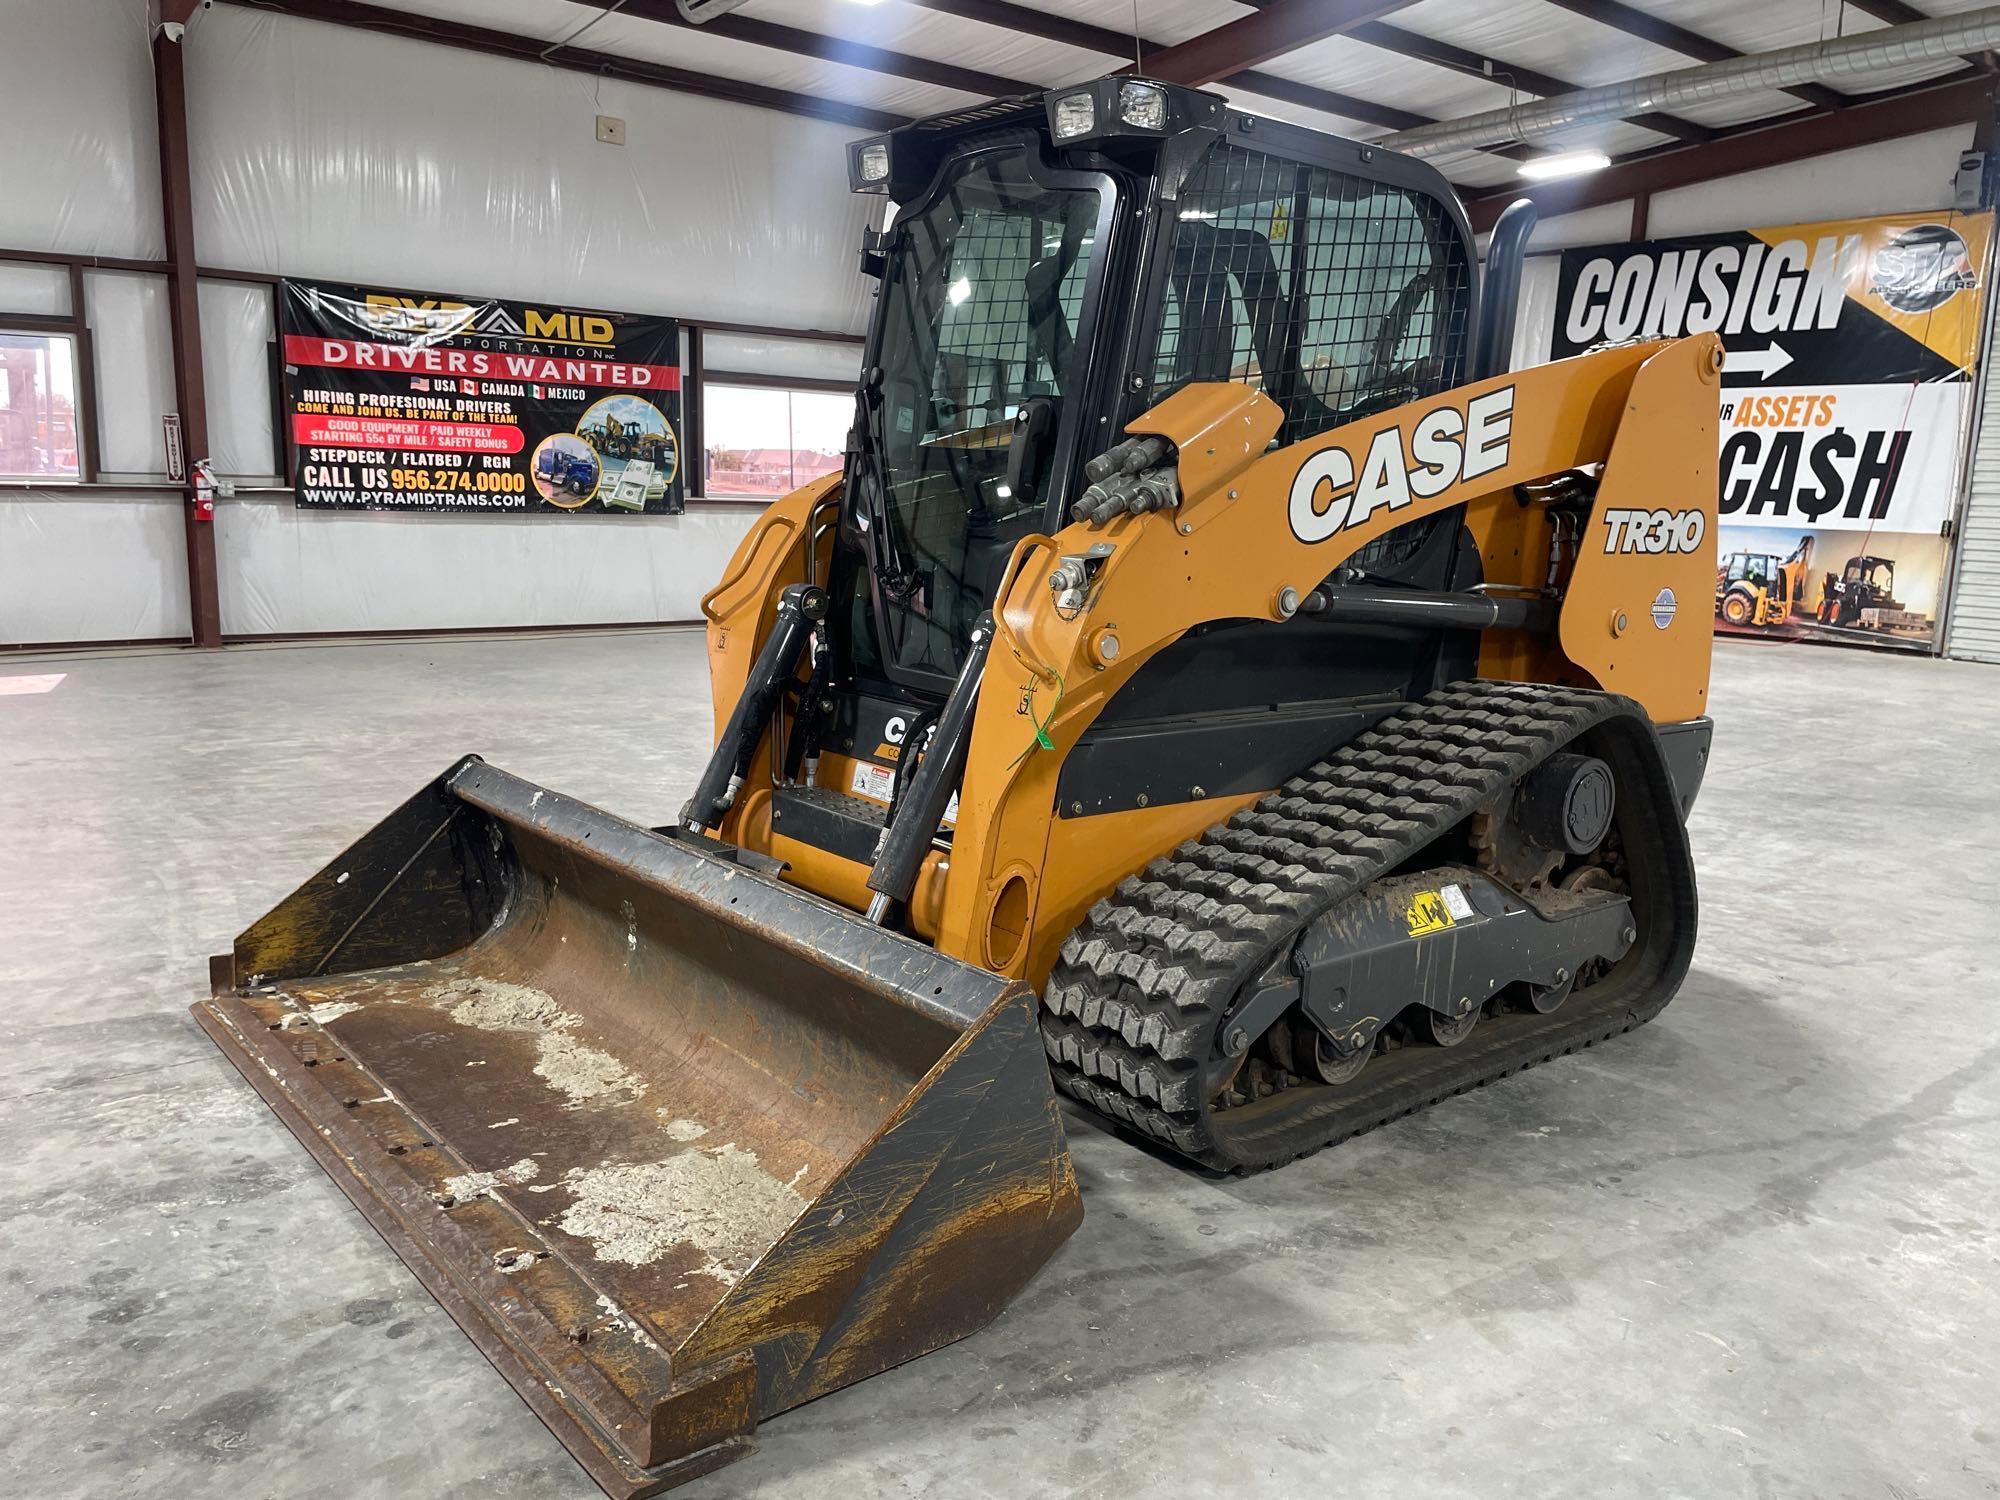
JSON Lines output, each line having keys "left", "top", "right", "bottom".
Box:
{"left": 947, "top": 277, "right": 972, "bottom": 306}
{"left": 1517, "top": 149, "right": 1611, "bottom": 181}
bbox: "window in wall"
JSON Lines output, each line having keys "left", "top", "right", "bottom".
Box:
{"left": 0, "top": 332, "right": 82, "bottom": 481}
{"left": 704, "top": 383, "right": 851, "bottom": 498}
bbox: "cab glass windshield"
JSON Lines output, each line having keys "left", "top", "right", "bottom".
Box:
{"left": 860, "top": 146, "right": 1110, "bottom": 680}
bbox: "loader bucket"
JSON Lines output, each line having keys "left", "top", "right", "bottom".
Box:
{"left": 192, "top": 757, "right": 1082, "bottom": 1497}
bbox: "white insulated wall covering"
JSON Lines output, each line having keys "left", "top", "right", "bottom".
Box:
{"left": 1512, "top": 258, "right": 1561, "bottom": 370}
{"left": 198, "top": 280, "right": 279, "bottom": 479}
{"left": 83, "top": 271, "right": 176, "bottom": 479}
{"left": 703, "top": 333, "right": 864, "bottom": 384}
{"left": 1647, "top": 126, "right": 1977, "bottom": 236}
{"left": 0, "top": 264, "right": 71, "bottom": 318}
{"left": 1523, "top": 201, "right": 1638, "bottom": 254}
{"left": 0, "top": 0, "right": 163, "bottom": 260}
{"left": 215, "top": 500, "right": 757, "bottom": 636}
{"left": 0, "top": 493, "right": 189, "bottom": 644}
{"left": 183, "top": 6, "right": 874, "bottom": 335}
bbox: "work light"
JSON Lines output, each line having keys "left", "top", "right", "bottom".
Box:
{"left": 1051, "top": 91, "right": 1096, "bottom": 141}
{"left": 1043, "top": 78, "right": 1216, "bottom": 147}
{"left": 1118, "top": 82, "right": 1166, "bottom": 131}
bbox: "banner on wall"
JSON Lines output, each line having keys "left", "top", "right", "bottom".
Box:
{"left": 280, "top": 279, "right": 684, "bottom": 514}
{"left": 1551, "top": 211, "right": 1993, "bottom": 650}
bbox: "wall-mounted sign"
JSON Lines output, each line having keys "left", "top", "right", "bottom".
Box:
{"left": 162, "top": 412, "right": 185, "bottom": 483}
{"left": 1545, "top": 210, "right": 1993, "bottom": 651}
{"left": 278, "top": 279, "right": 683, "bottom": 515}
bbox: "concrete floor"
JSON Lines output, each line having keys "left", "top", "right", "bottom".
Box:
{"left": 3, "top": 631, "right": 1997, "bottom": 1500}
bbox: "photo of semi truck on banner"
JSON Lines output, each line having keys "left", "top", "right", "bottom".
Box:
{"left": 279, "top": 279, "right": 684, "bottom": 514}
{"left": 1523, "top": 210, "right": 1992, "bottom": 651}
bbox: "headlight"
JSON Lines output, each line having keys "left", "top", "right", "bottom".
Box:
{"left": 1118, "top": 82, "right": 1166, "bottom": 131}
{"left": 1051, "top": 91, "right": 1096, "bottom": 141}
{"left": 849, "top": 137, "right": 895, "bottom": 193}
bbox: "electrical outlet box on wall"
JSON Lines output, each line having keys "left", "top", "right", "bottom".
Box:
{"left": 596, "top": 115, "right": 626, "bottom": 146}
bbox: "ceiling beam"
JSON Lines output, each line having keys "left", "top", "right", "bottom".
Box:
{"left": 578, "top": 0, "right": 1039, "bottom": 100}
{"left": 1138, "top": 0, "right": 1417, "bottom": 88}
{"left": 1347, "top": 19, "right": 1715, "bottom": 143}
{"left": 905, "top": 0, "right": 1137, "bottom": 59}
{"left": 161, "top": 0, "right": 205, "bottom": 23}
{"left": 1847, "top": 0, "right": 1933, "bottom": 22}
{"left": 903, "top": 0, "right": 1508, "bottom": 147}
{"left": 1228, "top": 70, "right": 1431, "bottom": 130}
{"left": 230, "top": 0, "right": 909, "bottom": 131}
{"left": 1465, "top": 70, "right": 1995, "bottom": 232}
{"left": 1541, "top": 0, "right": 1854, "bottom": 113}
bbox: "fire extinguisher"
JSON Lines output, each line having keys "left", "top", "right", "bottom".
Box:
{"left": 191, "top": 458, "right": 216, "bottom": 522}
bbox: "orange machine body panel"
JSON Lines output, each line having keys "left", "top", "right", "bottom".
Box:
{"left": 707, "top": 337, "right": 1721, "bottom": 990}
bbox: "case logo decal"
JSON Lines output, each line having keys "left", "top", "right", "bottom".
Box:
{"left": 1289, "top": 387, "right": 1514, "bottom": 545}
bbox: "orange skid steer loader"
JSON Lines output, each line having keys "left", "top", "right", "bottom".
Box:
{"left": 196, "top": 76, "right": 1718, "bottom": 1497}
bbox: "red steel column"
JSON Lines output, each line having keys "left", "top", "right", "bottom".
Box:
{"left": 154, "top": 20, "right": 224, "bottom": 647}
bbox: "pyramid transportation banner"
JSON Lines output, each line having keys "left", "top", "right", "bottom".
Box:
{"left": 1548, "top": 212, "right": 1992, "bottom": 650}
{"left": 280, "top": 279, "right": 684, "bottom": 515}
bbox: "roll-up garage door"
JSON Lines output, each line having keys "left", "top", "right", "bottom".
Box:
{"left": 1948, "top": 324, "right": 2000, "bottom": 661}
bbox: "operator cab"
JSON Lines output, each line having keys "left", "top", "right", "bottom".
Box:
{"left": 834, "top": 77, "right": 1485, "bottom": 696}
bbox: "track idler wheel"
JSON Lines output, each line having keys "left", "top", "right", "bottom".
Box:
{"left": 1522, "top": 970, "right": 1576, "bottom": 1014}
{"left": 1421, "top": 1005, "right": 1479, "bottom": 1047}
{"left": 1308, "top": 1027, "right": 1371, "bottom": 1084}
{"left": 1268, "top": 1018, "right": 1371, "bottom": 1086}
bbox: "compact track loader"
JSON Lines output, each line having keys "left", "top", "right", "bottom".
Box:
{"left": 197, "top": 76, "right": 1718, "bottom": 1497}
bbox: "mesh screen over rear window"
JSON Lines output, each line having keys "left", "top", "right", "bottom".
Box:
{"left": 1151, "top": 142, "right": 1472, "bottom": 450}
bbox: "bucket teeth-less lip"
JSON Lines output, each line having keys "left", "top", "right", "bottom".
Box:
{"left": 194, "top": 760, "right": 1081, "bottom": 1496}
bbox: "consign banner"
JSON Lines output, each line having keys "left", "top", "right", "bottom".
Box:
{"left": 1550, "top": 211, "right": 1993, "bottom": 650}
{"left": 280, "top": 279, "right": 684, "bottom": 514}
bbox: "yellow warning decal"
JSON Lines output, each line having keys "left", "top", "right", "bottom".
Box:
{"left": 1405, "top": 890, "right": 1456, "bottom": 937}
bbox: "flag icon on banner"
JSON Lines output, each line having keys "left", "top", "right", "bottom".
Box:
{"left": 533, "top": 384, "right": 546, "bottom": 400}
{"left": 409, "top": 377, "right": 431, "bottom": 392}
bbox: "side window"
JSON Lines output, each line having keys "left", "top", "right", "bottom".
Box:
{"left": 1151, "top": 144, "right": 1470, "bottom": 448}
{"left": 932, "top": 208, "right": 1035, "bottom": 428}
{"left": 927, "top": 200, "right": 1096, "bottom": 432}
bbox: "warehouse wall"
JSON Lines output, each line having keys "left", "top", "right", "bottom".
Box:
{"left": 0, "top": 0, "right": 871, "bottom": 645}
{"left": 0, "top": 0, "right": 163, "bottom": 262}
{"left": 0, "top": 1, "right": 1980, "bottom": 646}
{"left": 0, "top": 0, "right": 181, "bottom": 645}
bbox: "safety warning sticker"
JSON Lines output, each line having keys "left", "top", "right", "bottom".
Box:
{"left": 1406, "top": 891, "right": 1456, "bottom": 937}
{"left": 850, "top": 762, "right": 895, "bottom": 803}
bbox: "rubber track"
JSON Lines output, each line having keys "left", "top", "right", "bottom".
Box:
{"left": 1039, "top": 680, "right": 1684, "bottom": 1173}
